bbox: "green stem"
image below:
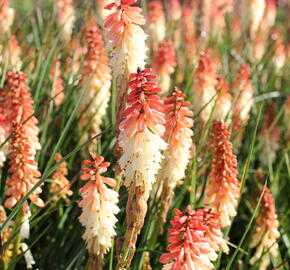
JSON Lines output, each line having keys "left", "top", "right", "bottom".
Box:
{"left": 11, "top": 210, "right": 23, "bottom": 270}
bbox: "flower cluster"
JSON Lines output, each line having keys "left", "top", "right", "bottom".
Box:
{"left": 157, "top": 88, "right": 193, "bottom": 220}
{"left": 104, "top": 0, "right": 148, "bottom": 78}
{"left": 204, "top": 120, "right": 240, "bottom": 227}
{"left": 118, "top": 68, "right": 167, "bottom": 193}
{"left": 241, "top": 0, "right": 265, "bottom": 39}
{"left": 50, "top": 57, "right": 64, "bottom": 107}
{"left": 232, "top": 64, "right": 254, "bottom": 135}
{"left": 0, "top": 0, "right": 15, "bottom": 36}
{"left": 250, "top": 186, "right": 280, "bottom": 270}
{"left": 56, "top": 0, "right": 75, "bottom": 41}
{"left": 3, "top": 72, "right": 43, "bottom": 212}
{"left": 49, "top": 153, "right": 73, "bottom": 203}
{"left": 153, "top": 40, "right": 176, "bottom": 93}
{"left": 147, "top": 1, "right": 166, "bottom": 52}
{"left": 192, "top": 51, "right": 218, "bottom": 123}
{"left": 80, "top": 20, "right": 112, "bottom": 153}
{"left": 258, "top": 103, "right": 280, "bottom": 166}
{"left": 160, "top": 206, "right": 228, "bottom": 270}
{"left": 78, "top": 155, "right": 119, "bottom": 257}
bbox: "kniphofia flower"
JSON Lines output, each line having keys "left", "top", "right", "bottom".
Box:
{"left": 56, "top": 0, "right": 75, "bottom": 41}
{"left": 50, "top": 57, "right": 64, "bottom": 107}
{"left": 78, "top": 155, "right": 119, "bottom": 260}
{"left": 157, "top": 88, "right": 193, "bottom": 221}
{"left": 147, "top": 1, "right": 166, "bottom": 53}
{"left": 258, "top": 103, "right": 280, "bottom": 167}
{"left": 118, "top": 68, "right": 167, "bottom": 265}
{"left": 104, "top": 0, "right": 148, "bottom": 130}
{"left": 250, "top": 185, "right": 280, "bottom": 270}
{"left": 204, "top": 120, "right": 240, "bottom": 227}
{"left": 97, "top": 0, "right": 115, "bottom": 21}
{"left": 3, "top": 72, "right": 43, "bottom": 212}
{"left": 0, "top": 0, "right": 15, "bottom": 36}
{"left": 80, "top": 20, "right": 111, "bottom": 154}
{"left": 49, "top": 153, "right": 73, "bottom": 203}
{"left": 271, "top": 29, "right": 286, "bottom": 71}
{"left": 241, "top": 0, "right": 266, "bottom": 39}
{"left": 232, "top": 64, "right": 254, "bottom": 145}
{"left": 159, "top": 206, "right": 228, "bottom": 270}
{"left": 153, "top": 40, "right": 176, "bottom": 93}
{"left": 104, "top": 0, "right": 147, "bottom": 78}
{"left": 214, "top": 76, "right": 232, "bottom": 122}
{"left": 192, "top": 51, "right": 218, "bottom": 123}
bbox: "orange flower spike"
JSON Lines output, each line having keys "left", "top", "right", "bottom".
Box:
{"left": 3, "top": 72, "right": 43, "bottom": 211}
{"left": 104, "top": 0, "right": 147, "bottom": 77}
{"left": 78, "top": 155, "right": 119, "bottom": 260}
{"left": 204, "top": 120, "right": 240, "bottom": 227}
{"left": 232, "top": 64, "right": 254, "bottom": 132}
{"left": 50, "top": 58, "right": 64, "bottom": 107}
{"left": 153, "top": 40, "right": 176, "bottom": 93}
{"left": 56, "top": 0, "right": 75, "bottom": 41}
{"left": 0, "top": 0, "right": 15, "bottom": 35}
{"left": 160, "top": 206, "right": 228, "bottom": 270}
{"left": 156, "top": 88, "right": 193, "bottom": 221}
{"left": 259, "top": 103, "right": 280, "bottom": 166}
{"left": 192, "top": 50, "right": 218, "bottom": 123}
{"left": 147, "top": 1, "right": 166, "bottom": 52}
{"left": 250, "top": 185, "right": 280, "bottom": 269}
{"left": 79, "top": 20, "right": 112, "bottom": 153}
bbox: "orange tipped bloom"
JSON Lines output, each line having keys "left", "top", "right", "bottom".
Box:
{"left": 3, "top": 72, "right": 43, "bottom": 211}
{"left": 215, "top": 76, "right": 232, "bottom": 122}
{"left": 78, "top": 155, "right": 119, "bottom": 257}
{"left": 0, "top": 0, "right": 15, "bottom": 35}
{"left": 157, "top": 88, "right": 193, "bottom": 220}
{"left": 232, "top": 64, "right": 254, "bottom": 132}
{"left": 160, "top": 88, "right": 194, "bottom": 188}
{"left": 49, "top": 153, "right": 73, "bottom": 203}
{"left": 271, "top": 29, "right": 286, "bottom": 71}
{"left": 50, "top": 57, "right": 64, "bottom": 107}
{"left": 241, "top": 0, "right": 266, "bottom": 39}
{"left": 250, "top": 187, "right": 280, "bottom": 270}
{"left": 118, "top": 68, "right": 167, "bottom": 192}
{"left": 153, "top": 40, "right": 176, "bottom": 93}
{"left": 147, "top": 1, "right": 166, "bottom": 52}
{"left": 204, "top": 120, "right": 240, "bottom": 227}
{"left": 159, "top": 206, "right": 228, "bottom": 270}
{"left": 104, "top": 0, "right": 148, "bottom": 77}
{"left": 192, "top": 51, "right": 218, "bottom": 123}
{"left": 56, "top": 0, "right": 75, "bottom": 41}
{"left": 259, "top": 103, "right": 280, "bottom": 166}
{"left": 181, "top": 3, "right": 197, "bottom": 63}
{"left": 80, "top": 21, "right": 112, "bottom": 153}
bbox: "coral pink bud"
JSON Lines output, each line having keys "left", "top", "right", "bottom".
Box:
{"left": 271, "top": 29, "right": 286, "bottom": 71}
{"left": 204, "top": 120, "right": 240, "bottom": 227}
